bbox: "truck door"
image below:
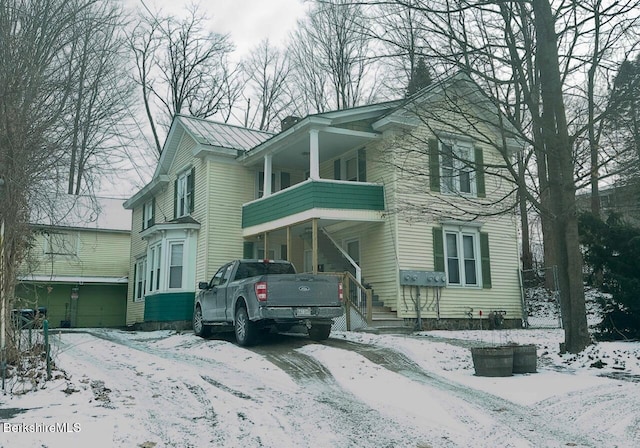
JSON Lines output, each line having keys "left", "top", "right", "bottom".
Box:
{"left": 214, "top": 264, "right": 234, "bottom": 320}
{"left": 202, "top": 263, "right": 231, "bottom": 321}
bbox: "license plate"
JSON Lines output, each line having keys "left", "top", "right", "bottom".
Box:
{"left": 294, "top": 307, "right": 312, "bottom": 317}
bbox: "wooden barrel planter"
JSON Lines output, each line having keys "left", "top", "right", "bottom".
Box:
{"left": 511, "top": 344, "right": 537, "bottom": 374}
{"left": 470, "top": 346, "right": 514, "bottom": 377}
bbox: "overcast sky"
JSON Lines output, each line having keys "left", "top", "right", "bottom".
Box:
{"left": 138, "top": 0, "right": 308, "bottom": 56}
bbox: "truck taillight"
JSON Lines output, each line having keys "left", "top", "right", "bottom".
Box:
{"left": 255, "top": 282, "right": 268, "bottom": 302}
{"left": 338, "top": 282, "right": 343, "bottom": 302}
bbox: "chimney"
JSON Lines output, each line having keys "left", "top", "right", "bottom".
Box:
{"left": 281, "top": 116, "right": 300, "bottom": 131}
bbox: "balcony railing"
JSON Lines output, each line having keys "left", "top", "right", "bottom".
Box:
{"left": 242, "top": 179, "right": 385, "bottom": 228}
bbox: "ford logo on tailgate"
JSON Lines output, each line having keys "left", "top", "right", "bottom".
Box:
{"left": 298, "top": 286, "right": 311, "bottom": 292}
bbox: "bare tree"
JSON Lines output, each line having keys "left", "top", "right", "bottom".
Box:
{"left": 65, "top": 2, "right": 134, "bottom": 195}
{"left": 0, "top": 0, "right": 111, "bottom": 376}
{"left": 290, "top": 0, "right": 376, "bottom": 112}
{"left": 241, "top": 39, "right": 292, "bottom": 131}
{"left": 128, "top": 5, "right": 236, "bottom": 154}
{"left": 367, "top": 0, "right": 430, "bottom": 97}
{"left": 368, "top": 0, "right": 640, "bottom": 352}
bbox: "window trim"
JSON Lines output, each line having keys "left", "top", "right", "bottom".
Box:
{"left": 142, "top": 199, "right": 155, "bottom": 230}
{"left": 134, "top": 257, "right": 147, "bottom": 302}
{"left": 440, "top": 140, "right": 476, "bottom": 196}
{"left": 43, "top": 231, "right": 79, "bottom": 256}
{"left": 167, "top": 241, "right": 184, "bottom": 290}
{"left": 256, "top": 170, "right": 291, "bottom": 198}
{"left": 442, "top": 226, "right": 481, "bottom": 288}
{"left": 148, "top": 243, "right": 162, "bottom": 293}
{"left": 175, "top": 168, "right": 195, "bottom": 218}
{"left": 335, "top": 148, "right": 367, "bottom": 182}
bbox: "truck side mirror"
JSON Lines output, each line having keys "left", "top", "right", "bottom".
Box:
{"left": 198, "top": 281, "right": 209, "bottom": 290}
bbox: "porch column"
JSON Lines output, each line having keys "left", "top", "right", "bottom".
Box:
{"left": 263, "top": 154, "right": 273, "bottom": 197}
{"left": 262, "top": 232, "right": 269, "bottom": 259}
{"left": 286, "top": 226, "right": 291, "bottom": 261}
{"left": 309, "top": 129, "right": 320, "bottom": 180}
{"left": 312, "top": 218, "right": 318, "bottom": 274}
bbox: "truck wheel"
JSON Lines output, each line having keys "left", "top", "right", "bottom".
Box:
{"left": 235, "top": 306, "right": 257, "bottom": 346}
{"left": 193, "top": 306, "right": 210, "bottom": 337}
{"left": 308, "top": 324, "right": 331, "bottom": 341}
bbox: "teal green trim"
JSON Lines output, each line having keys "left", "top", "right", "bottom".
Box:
{"left": 432, "top": 227, "right": 445, "bottom": 272}
{"left": 429, "top": 138, "right": 440, "bottom": 192}
{"left": 480, "top": 232, "right": 492, "bottom": 288}
{"left": 243, "top": 241, "right": 255, "bottom": 258}
{"left": 242, "top": 180, "right": 385, "bottom": 228}
{"left": 144, "top": 292, "right": 195, "bottom": 322}
{"left": 475, "top": 146, "right": 486, "bottom": 198}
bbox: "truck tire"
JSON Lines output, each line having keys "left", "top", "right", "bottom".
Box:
{"left": 235, "top": 306, "right": 257, "bottom": 346}
{"left": 308, "top": 323, "right": 331, "bottom": 341}
{"left": 193, "top": 306, "right": 211, "bottom": 337}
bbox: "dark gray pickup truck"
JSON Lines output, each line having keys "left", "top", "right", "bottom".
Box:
{"left": 193, "top": 259, "right": 344, "bottom": 346}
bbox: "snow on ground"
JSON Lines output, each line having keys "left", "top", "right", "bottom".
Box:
{"left": 1, "top": 328, "right": 639, "bottom": 447}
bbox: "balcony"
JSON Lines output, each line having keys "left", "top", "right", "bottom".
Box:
{"left": 242, "top": 179, "right": 385, "bottom": 231}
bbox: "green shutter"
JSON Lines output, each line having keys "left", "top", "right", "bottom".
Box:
{"left": 432, "top": 227, "right": 445, "bottom": 272}
{"left": 358, "top": 148, "right": 367, "bottom": 182}
{"left": 475, "top": 146, "right": 486, "bottom": 198}
{"left": 281, "top": 172, "right": 291, "bottom": 189}
{"left": 189, "top": 167, "right": 195, "bottom": 212}
{"left": 429, "top": 138, "right": 440, "bottom": 192}
{"left": 151, "top": 197, "right": 156, "bottom": 226}
{"left": 334, "top": 159, "right": 341, "bottom": 180}
{"left": 133, "top": 262, "right": 137, "bottom": 300}
{"left": 243, "top": 241, "right": 255, "bottom": 259}
{"left": 480, "top": 232, "right": 492, "bottom": 288}
{"left": 173, "top": 178, "right": 178, "bottom": 218}
{"left": 141, "top": 205, "right": 146, "bottom": 231}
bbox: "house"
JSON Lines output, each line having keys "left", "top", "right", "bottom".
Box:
{"left": 577, "top": 183, "right": 640, "bottom": 228}
{"left": 123, "top": 73, "right": 523, "bottom": 331}
{"left": 16, "top": 195, "right": 131, "bottom": 328}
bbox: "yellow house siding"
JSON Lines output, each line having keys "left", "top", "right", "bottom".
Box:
{"left": 203, "top": 159, "right": 255, "bottom": 281}
{"left": 127, "top": 206, "right": 146, "bottom": 325}
{"left": 27, "top": 230, "right": 129, "bottom": 278}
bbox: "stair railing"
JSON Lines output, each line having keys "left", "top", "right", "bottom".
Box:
{"left": 320, "top": 271, "right": 372, "bottom": 330}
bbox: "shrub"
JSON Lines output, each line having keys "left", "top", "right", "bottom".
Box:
{"left": 579, "top": 212, "right": 640, "bottom": 340}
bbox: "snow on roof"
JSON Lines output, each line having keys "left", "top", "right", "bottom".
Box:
{"left": 29, "top": 194, "right": 131, "bottom": 232}
{"left": 177, "top": 115, "right": 273, "bottom": 151}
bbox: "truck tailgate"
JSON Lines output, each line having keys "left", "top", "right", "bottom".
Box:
{"left": 264, "top": 274, "right": 341, "bottom": 307}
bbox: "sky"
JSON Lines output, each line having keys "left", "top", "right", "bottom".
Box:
{"left": 139, "top": 0, "right": 308, "bottom": 56}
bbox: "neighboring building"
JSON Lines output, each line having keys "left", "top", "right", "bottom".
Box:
{"left": 124, "top": 73, "right": 523, "bottom": 330}
{"left": 17, "top": 195, "right": 131, "bottom": 328}
{"left": 577, "top": 183, "right": 640, "bottom": 227}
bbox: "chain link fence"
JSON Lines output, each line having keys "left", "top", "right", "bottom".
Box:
{"left": 520, "top": 266, "right": 563, "bottom": 329}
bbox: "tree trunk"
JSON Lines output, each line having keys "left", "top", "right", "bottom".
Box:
{"left": 533, "top": 0, "right": 590, "bottom": 353}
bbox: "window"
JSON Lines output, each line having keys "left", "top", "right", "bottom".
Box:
{"left": 445, "top": 231, "right": 478, "bottom": 286}
{"left": 142, "top": 199, "right": 155, "bottom": 230}
{"left": 433, "top": 226, "right": 491, "bottom": 288}
{"left": 148, "top": 244, "right": 162, "bottom": 292}
{"left": 257, "top": 248, "right": 276, "bottom": 260}
{"left": 175, "top": 168, "right": 195, "bottom": 217}
{"left": 256, "top": 171, "right": 291, "bottom": 198}
{"left": 211, "top": 263, "right": 234, "bottom": 285}
{"left": 345, "top": 238, "right": 360, "bottom": 266}
{"left": 334, "top": 149, "right": 367, "bottom": 182}
{"left": 134, "top": 258, "right": 147, "bottom": 301}
{"left": 44, "top": 232, "right": 78, "bottom": 256}
{"left": 441, "top": 141, "right": 474, "bottom": 194}
{"left": 429, "top": 137, "right": 485, "bottom": 197}
{"left": 168, "top": 242, "right": 184, "bottom": 289}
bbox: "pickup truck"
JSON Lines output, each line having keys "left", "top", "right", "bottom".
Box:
{"left": 193, "top": 259, "right": 344, "bottom": 346}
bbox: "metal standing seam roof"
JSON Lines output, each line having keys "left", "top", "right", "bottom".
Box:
{"left": 177, "top": 115, "right": 273, "bottom": 151}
